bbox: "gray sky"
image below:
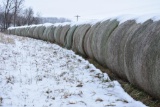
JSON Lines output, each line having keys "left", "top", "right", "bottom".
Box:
{"left": 1, "top": 0, "right": 160, "bottom": 21}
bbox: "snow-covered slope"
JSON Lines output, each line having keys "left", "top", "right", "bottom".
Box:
{"left": 0, "top": 33, "right": 146, "bottom": 107}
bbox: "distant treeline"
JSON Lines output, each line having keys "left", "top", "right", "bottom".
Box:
{"left": 0, "top": 0, "right": 71, "bottom": 31}
{"left": 39, "top": 17, "right": 71, "bottom": 24}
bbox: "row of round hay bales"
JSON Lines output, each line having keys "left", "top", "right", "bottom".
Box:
{"left": 7, "top": 19, "right": 160, "bottom": 99}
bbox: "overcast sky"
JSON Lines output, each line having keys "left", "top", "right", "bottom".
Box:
{"left": 1, "top": 0, "right": 160, "bottom": 21}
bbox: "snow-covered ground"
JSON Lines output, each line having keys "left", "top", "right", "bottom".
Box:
{"left": 0, "top": 33, "right": 146, "bottom": 107}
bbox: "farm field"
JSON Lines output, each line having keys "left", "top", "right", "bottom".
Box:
{"left": 0, "top": 33, "right": 146, "bottom": 107}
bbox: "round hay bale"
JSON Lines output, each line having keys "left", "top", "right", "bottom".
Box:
{"left": 92, "top": 20, "right": 119, "bottom": 65}
{"left": 47, "top": 25, "right": 56, "bottom": 42}
{"left": 11, "top": 28, "right": 16, "bottom": 35}
{"left": 28, "top": 26, "right": 36, "bottom": 38}
{"left": 43, "top": 26, "right": 50, "bottom": 41}
{"left": 20, "top": 27, "right": 26, "bottom": 36}
{"left": 38, "top": 26, "right": 46, "bottom": 40}
{"left": 59, "top": 25, "right": 70, "bottom": 46}
{"left": 83, "top": 22, "right": 100, "bottom": 58}
{"left": 65, "top": 25, "right": 77, "bottom": 49}
{"left": 7, "top": 29, "right": 11, "bottom": 34}
{"left": 138, "top": 20, "right": 160, "bottom": 99}
{"left": 24, "top": 27, "right": 30, "bottom": 37}
{"left": 15, "top": 28, "right": 20, "bottom": 36}
{"left": 72, "top": 25, "right": 82, "bottom": 52}
{"left": 124, "top": 19, "right": 153, "bottom": 89}
{"left": 54, "top": 25, "right": 62, "bottom": 44}
{"left": 33, "top": 26, "right": 39, "bottom": 38}
{"left": 123, "top": 19, "right": 160, "bottom": 99}
{"left": 104, "top": 20, "right": 136, "bottom": 80}
{"left": 91, "top": 20, "right": 109, "bottom": 61}
{"left": 72, "top": 24, "right": 91, "bottom": 56}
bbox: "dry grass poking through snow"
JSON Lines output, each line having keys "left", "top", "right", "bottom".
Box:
{"left": 0, "top": 33, "right": 146, "bottom": 107}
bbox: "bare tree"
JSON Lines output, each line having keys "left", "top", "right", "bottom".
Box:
{"left": 13, "top": 0, "right": 24, "bottom": 26}
{"left": 3, "top": 0, "right": 16, "bottom": 29}
{"left": 21, "top": 7, "right": 40, "bottom": 25}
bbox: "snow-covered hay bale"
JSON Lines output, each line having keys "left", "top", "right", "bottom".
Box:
{"left": 20, "top": 27, "right": 26, "bottom": 36}
{"left": 23, "top": 27, "right": 30, "bottom": 37}
{"left": 33, "top": 26, "right": 39, "bottom": 39}
{"left": 65, "top": 25, "right": 77, "bottom": 49}
{"left": 15, "top": 28, "right": 21, "bottom": 36}
{"left": 28, "top": 26, "right": 36, "bottom": 38}
{"left": 7, "top": 29, "right": 11, "bottom": 34}
{"left": 83, "top": 22, "right": 100, "bottom": 58}
{"left": 124, "top": 19, "right": 153, "bottom": 85}
{"left": 137, "top": 20, "right": 160, "bottom": 99}
{"left": 91, "top": 20, "right": 119, "bottom": 64}
{"left": 124, "top": 19, "right": 155, "bottom": 95}
{"left": 43, "top": 26, "right": 50, "bottom": 41}
{"left": 104, "top": 20, "right": 136, "bottom": 80}
{"left": 38, "top": 26, "right": 46, "bottom": 40}
{"left": 59, "top": 25, "right": 70, "bottom": 46}
{"left": 72, "top": 24, "right": 91, "bottom": 56}
{"left": 47, "top": 25, "right": 56, "bottom": 42}
{"left": 54, "top": 25, "right": 62, "bottom": 44}
{"left": 33, "top": 25, "right": 45, "bottom": 39}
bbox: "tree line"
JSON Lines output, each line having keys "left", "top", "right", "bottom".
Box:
{"left": 0, "top": 0, "right": 71, "bottom": 31}
{"left": 0, "top": 0, "right": 40, "bottom": 31}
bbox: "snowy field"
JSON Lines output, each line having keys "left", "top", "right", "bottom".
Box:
{"left": 0, "top": 33, "right": 146, "bottom": 107}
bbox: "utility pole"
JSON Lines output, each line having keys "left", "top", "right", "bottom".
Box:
{"left": 75, "top": 15, "right": 80, "bottom": 21}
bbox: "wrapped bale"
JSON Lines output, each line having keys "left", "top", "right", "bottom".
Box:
{"left": 83, "top": 22, "right": 100, "bottom": 58}
{"left": 21, "top": 27, "right": 26, "bottom": 36}
{"left": 28, "top": 26, "right": 36, "bottom": 38}
{"left": 65, "top": 25, "right": 77, "bottom": 49}
{"left": 24, "top": 27, "right": 30, "bottom": 37}
{"left": 11, "top": 28, "right": 16, "bottom": 35}
{"left": 59, "top": 25, "right": 70, "bottom": 46}
{"left": 92, "top": 20, "right": 119, "bottom": 65}
{"left": 47, "top": 25, "right": 56, "bottom": 42}
{"left": 138, "top": 20, "right": 160, "bottom": 99}
{"left": 38, "top": 26, "right": 46, "bottom": 40}
{"left": 104, "top": 20, "right": 137, "bottom": 80}
{"left": 15, "top": 28, "right": 20, "bottom": 36}
{"left": 7, "top": 28, "right": 11, "bottom": 34}
{"left": 43, "top": 26, "right": 50, "bottom": 41}
{"left": 72, "top": 24, "right": 91, "bottom": 56}
{"left": 123, "top": 20, "right": 160, "bottom": 98}
{"left": 54, "top": 25, "right": 62, "bottom": 44}
{"left": 91, "top": 20, "right": 109, "bottom": 61}
{"left": 124, "top": 19, "right": 153, "bottom": 86}
{"left": 33, "top": 26, "right": 41, "bottom": 39}
{"left": 72, "top": 25, "right": 83, "bottom": 52}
